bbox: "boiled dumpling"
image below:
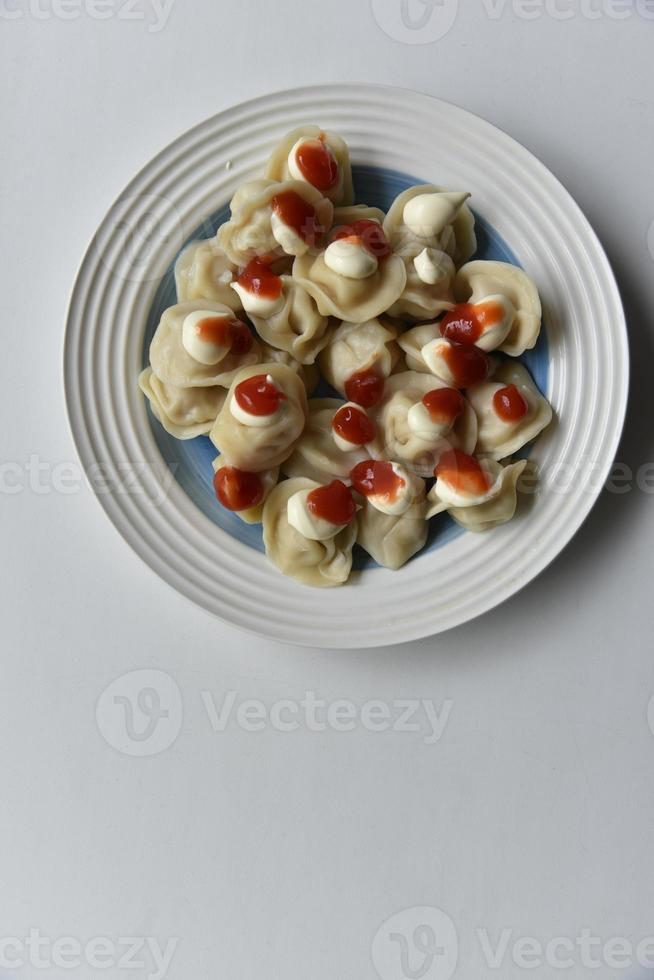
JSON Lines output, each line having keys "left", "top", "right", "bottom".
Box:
{"left": 383, "top": 185, "right": 477, "bottom": 266}
{"left": 264, "top": 125, "right": 354, "bottom": 206}
{"left": 318, "top": 318, "right": 400, "bottom": 400}
{"left": 139, "top": 367, "right": 226, "bottom": 439}
{"left": 466, "top": 361, "right": 552, "bottom": 459}
{"left": 455, "top": 260, "right": 542, "bottom": 356}
{"left": 247, "top": 277, "right": 331, "bottom": 365}
{"left": 282, "top": 398, "right": 383, "bottom": 485}
{"left": 212, "top": 456, "right": 279, "bottom": 524}
{"left": 356, "top": 496, "right": 429, "bottom": 570}
{"left": 217, "top": 179, "right": 334, "bottom": 266}
{"left": 397, "top": 321, "right": 442, "bottom": 374}
{"left": 427, "top": 451, "right": 527, "bottom": 531}
{"left": 292, "top": 220, "right": 406, "bottom": 322}
{"left": 387, "top": 245, "right": 456, "bottom": 321}
{"left": 210, "top": 363, "right": 308, "bottom": 472}
{"left": 175, "top": 238, "right": 242, "bottom": 309}
{"left": 262, "top": 478, "right": 358, "bottom": 588}
{"left": 149, "top": 301, "right": 261, "bottom": 388}
{"left": 372, "top": 372, "right": 478, "bottom": 478}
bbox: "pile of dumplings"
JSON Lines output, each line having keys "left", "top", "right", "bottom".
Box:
{"left": 140, "top": 125, "right": 553, "bottom": 588}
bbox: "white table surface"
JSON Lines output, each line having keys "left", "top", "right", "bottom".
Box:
{"left": 2, "top": 2, "right": 653, "bottom": 978}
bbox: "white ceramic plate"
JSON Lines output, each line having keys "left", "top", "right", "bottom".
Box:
{"left": 64, "top": 84, "right": 628, "bottom": 649}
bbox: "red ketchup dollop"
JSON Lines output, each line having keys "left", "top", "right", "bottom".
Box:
{"left": 295, "top": 137, "right": 339, "bottom": 191}
{"left": 332, "top": 405, "right": 376, "bottom": 446}
{"left": 434, "top": 449, "right": 491, "bottom": 497}
{"left": 307, "top": 480, "right": 357, "bottom": 526}
{"left": 350, "top": 460, "right": 404, "bottom": 504}
{"left": 271, "top": 190, "right": 321, "bottom": 246}
{"left": 195, "top": 315, "right": 253, "bottom": 355}
{"left": 422, "top": 388, "right": 465, "bottom": 425}
{"left": 214, "top": 467, "right": 264, "bottom": 512}
{"left": 440, "top": 342, "right": 490, "bottom": 388}
{"left": 344, "top": 369, "right": 385, "bottom": 408}
{"left": 440, "top": 300, "right": 505, "bottom": 346}
{"left": 234, "top": 374, "right": 287, "bottom": 417}
{"left": 493, "top": 384, "right": 528, "bottom": 422}
{"left": 332, "top": 219, "right": 391, "bottom": 260}
{"left": 236, "top": 257, "right": 283, "bottom": 300}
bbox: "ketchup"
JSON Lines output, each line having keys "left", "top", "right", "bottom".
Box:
{"left": 332, "top": 405, "right": 376, "bottom": 446}
{"left": 441, "top": 300, "right": 505, "bottom": 346}
{"left": 271, "top": 191, "right": 321, "bottom": 245}
{"left": 214, "top": 467, "right": 264, "bottom": 512}
{"left": 440, "top": 342, "right": 490, "bottom": 388}
{"left": 236, "top": 257, "right": 283, "bottom": 300}
{"left": 434, "top": 449, "right": 491, "bottom": 497}
{"left": 196, "top": 316, "right": 253, "bottom": 355}
{"left": 307, "top": 480, "right": 356, "bottom": 526}
{"left": 422, "top": 388, "right": 465, "bottom": 425}
{"left": 493, "top": 384, "right": 528, "bottom": 421}
{"left": 234, "top": 374, "right": 286, "bottom": 417}
{"left": 332, "top": 220, "right": 391, "bottom": 260}
{"left": 344, "top": 370, "right": 385, "bottom": 408}
{"left": 295, "top": 137, "right": 339, "bottom": 191}
{"left": 350, "top": 460, "right": 404, "bottom": 503}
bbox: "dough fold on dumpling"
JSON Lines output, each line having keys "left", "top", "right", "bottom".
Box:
{"left": 149, "top": 301, "right": 261, "bottom": 388}
{"left": 258, "top": 345, "right": 320, "bottom": 396}
{"left": 387, "top": 245, "right": 456, "bottom": 321}
{"left": 467, "top": 362, "right": 552, "bottom": 460}
{"left": 428, "top": 459, "right": 527, "bottom": 531}
{"left": 372, "top": 372, "right": 478, "bottom": 478}
{"left": 210, "top": 363, "right": 308, "bottom": 472}
{"left": 292, "top": 250, "right": 406, "bottom": 323}
{"left": 248, "top": 277, "right": 331, "bottom": 365}
{"left": 217, "top": 179, "right": 334, "bottom": 266}
{"left": 455, "top": 260, "right": 542, "bottom": 357}
{"left": 264, "top": 125, "right": 354, "bottom": 206}
{"left": 175, "top": 238, "right": 242, "bottom": 308}
{"left": 282, "top": 398, "right": 383, "bottom": 485}
{"left": 383, "top": 184, "right": 477, "bottom": 266}
{"left": 139, "top": 368, "right": 226, "bottom": 439}
{"left": 356, "top": 497, "right": 429, "bottom": 570}
{"left": 263, "top": 478, "right": 358, "bottom": 588}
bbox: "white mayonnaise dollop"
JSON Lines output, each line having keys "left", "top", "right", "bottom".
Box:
{"left": 403, "top": 191, "right": 470, "bottom": 239}
{"left": 324, "top": 238, "right": 378, "bottom": 279}
{"left": 182, "top": 309, "right": 232, "bottom": 365}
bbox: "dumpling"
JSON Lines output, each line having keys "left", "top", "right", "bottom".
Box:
{"left": 217, "top": 179, "right": 334, "bottom": 266}
{"left": 259, "top": 344, "right": 320, "bottom": 396}
{"left": 149, "top": 301, "right": 261, "bottom": 388}
{"left": 372, "top": 372, "right": 478, "bottom": 478}
{"left": 210, "top": 363, "right": 308, "bottom": 472}
{"left": 174, "top": 238, "right": 242, "bottom": 309}
{"left": 356, "top": 497, "right": 428, "bottom": 570}
{"left": 292, "top": 217, "right": 406, "bottom": 323}
{"left": 264, "top": 125, "right": 354, "bottom": 206}
{"left": 139, "top": 367, "right": 226, "bottom": 439}
{"left": 332, "top": 204, "right": 386, "bottom": 228}
{"left": 454, "top": 260, "right": 542, "bottom": 356}
{"left": 427, "top": 450, "right": 527, "bottom": 531}
{"left": 318, "top": 318, "right": 400, "bottom": 403}
{"left": 467, "top": 362, "right": 552, "bottom": 460}
{"left": 282, "top": 398, "right": 383, "bottom": 485}
{"left": 246, "top": 276, "right": 331, "bottom": 364}
{"left": 383, "top": 185, "right": 477, "bottom": 266}
{"left": 212, "top": 456, "right": 279, "bottom": 524}
{"left": 262, "top": 477, "right": 358, "bottom": 588}
{"left": 386, "top": 245, "right": 456, "bottom": 321}
{"left": 397, "top": 321, "right": 441, "bottom": 373}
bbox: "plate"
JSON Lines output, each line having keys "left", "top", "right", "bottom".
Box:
{"left": 64, "top": 84, "right": 628, "bottom": 648}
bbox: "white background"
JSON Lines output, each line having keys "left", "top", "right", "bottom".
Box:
{"left": 1, "top": 1, "right": 653, "bottom": 978}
